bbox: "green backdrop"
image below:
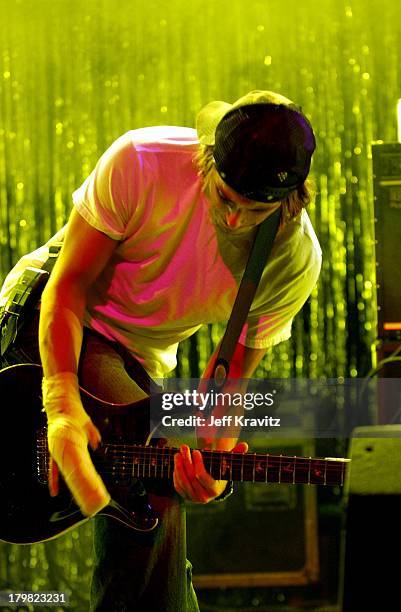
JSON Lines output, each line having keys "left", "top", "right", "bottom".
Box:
{"left": 1, "top": 0, "right": 400, "bottom": 607}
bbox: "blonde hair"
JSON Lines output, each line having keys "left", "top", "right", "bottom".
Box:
{"left": 194, "top": 144, "right": 315, "bottom": 223}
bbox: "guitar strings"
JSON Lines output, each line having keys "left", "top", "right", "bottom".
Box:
{"left": 35, "top": 445, "right": 345, "bottom": 467}
{"left": 35, "top": 450, "right": 346, "bottom": 478}
{"left": 35, "top": 442, "right": 346, "bottom": 469}
{"left": 35, "top": 464, "right": 343, "bottom": 483}
{"left": 35, "top": 459, "right": 342, "bottom": 478}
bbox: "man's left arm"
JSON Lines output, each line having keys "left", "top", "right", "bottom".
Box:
{"left": 173, "top": 342, "right": 266, "bottom": 503}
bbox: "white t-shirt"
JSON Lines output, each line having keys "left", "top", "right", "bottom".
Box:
{"left": 0, "top": 127, "right": 321, "bottom": 378}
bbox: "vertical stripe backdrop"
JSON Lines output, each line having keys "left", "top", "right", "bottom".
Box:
{"left": 0, "top": 0, "right": 400, "bottom": 598}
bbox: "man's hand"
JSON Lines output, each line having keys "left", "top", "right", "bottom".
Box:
{"left": 48, "top": 417, "right": 101, "bottom": 497}
{"left": 43, "top": 371, "right": 111, "bottom": 516}
{"left": 173, "top": 442, "right": 248, "bottom": 503}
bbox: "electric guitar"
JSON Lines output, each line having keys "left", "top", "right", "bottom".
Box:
{"left": 0, "top": 363, "right": 349, "bottom": 545}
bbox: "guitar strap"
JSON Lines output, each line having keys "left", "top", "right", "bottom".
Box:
{"left": 0, "top": 242, "right": 62, "bottom": 357}
{"left": 211, "top": 207, "right": 281, "bottom": 387}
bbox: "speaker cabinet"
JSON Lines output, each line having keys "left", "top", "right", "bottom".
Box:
{"left": 372, "top": 143, "right": 401, "bottom": 340}
{"left": 375, "top": 340, "right": 401, "bottom": 424}
{"left": 341, "top": 425, "right": 401, "bottom": 610}
{"left": 186, "top": 438, "right": 319, "bottom": 587}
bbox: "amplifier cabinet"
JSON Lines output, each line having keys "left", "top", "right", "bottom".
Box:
{"left": 372, "top": 142, "right": 401, "bottom": 340}
{"left": 341, "top": 426, "right": 401, "bottom": 610}
{"left": 186, "top": 438, "right": 319, "bottom": 588}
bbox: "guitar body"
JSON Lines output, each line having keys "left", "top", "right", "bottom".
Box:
{"left": 0, "top": 363, "right": 159, "bottom": 544}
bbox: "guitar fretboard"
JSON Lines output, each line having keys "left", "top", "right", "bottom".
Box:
{"left": 97, "top": 445, "right": 349, "bottom": 487}
{"left": 35, "top": 434, "right": 349, "bottom": 487}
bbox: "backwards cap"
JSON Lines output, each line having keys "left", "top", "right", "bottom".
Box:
{"left": 196, "top": 90, "right": 316, "bottom": 203}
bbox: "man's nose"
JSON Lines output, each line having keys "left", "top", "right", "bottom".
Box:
{"left": 225, "top": 210, "right": 242, "bottom": 228}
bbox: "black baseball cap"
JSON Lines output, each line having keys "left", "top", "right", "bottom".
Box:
{"left": 196, "top": 90, "right": 316, "bottom": 203}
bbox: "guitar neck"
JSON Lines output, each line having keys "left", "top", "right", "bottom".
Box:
{"left": 99, "top": 445, "right": 349, "bottom": 486}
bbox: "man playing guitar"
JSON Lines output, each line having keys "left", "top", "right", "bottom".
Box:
{"left": 0, "top": 90, "right": 320, "bottom": 611}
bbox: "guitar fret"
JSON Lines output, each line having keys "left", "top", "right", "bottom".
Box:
{"left": 310, "top": 460, "right": 326, "bottom": 484}
{"left": 294, "top": 457, "right": 312, "bottom": 484}
{"left": 308, "top": 457, "right": 312, "bottom": 485}
{"left": 265, "top": 454, "right": 269, "bottom": 483}
{"left": 325, "top": 457, "right": 350, "bottom": 486}
{"left": 278, "top": 455, "right": 282, "bottom": 484}
{"left": 277, "top": 456, "right": 297, "bottom": 484}
{"left": 241, "top": 454, "right": 244, "bottom": 482}
{"left": 252, "top": 453, "right": 256, "bottom": 482}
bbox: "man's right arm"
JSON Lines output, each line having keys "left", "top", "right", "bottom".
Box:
{"left": 39, "top": 207, "right": 118, "bottom": 376}
{"left": 39, "top": 207, "right": 118, "bottom": 515}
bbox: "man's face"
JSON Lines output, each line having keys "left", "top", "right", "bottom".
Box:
{"left": 207, "top": 168, "right": 281, "bottom": 234}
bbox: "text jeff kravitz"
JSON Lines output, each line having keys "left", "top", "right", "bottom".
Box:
{"left": 161, "top": 415, "right": 281, "bottom": 428}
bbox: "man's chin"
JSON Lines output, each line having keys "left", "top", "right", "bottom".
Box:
{"left": 209, "top": 208, "right": 253, "bottom": 234}
{"left": 217, "top": 222, "right": 253, "bottom": 235}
